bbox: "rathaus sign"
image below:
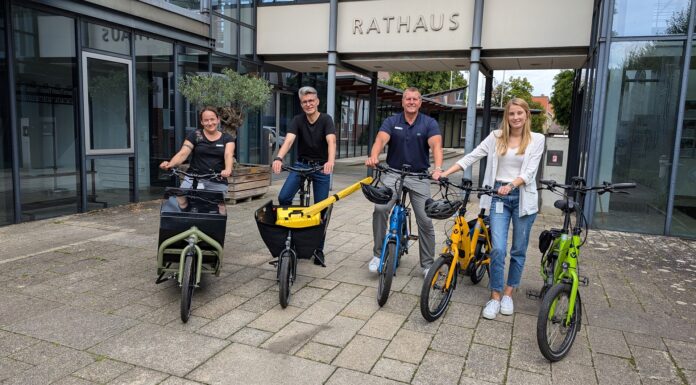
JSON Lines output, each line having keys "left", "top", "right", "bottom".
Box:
{"left": 352, "top": 13, "right": 461, "bottom": 34}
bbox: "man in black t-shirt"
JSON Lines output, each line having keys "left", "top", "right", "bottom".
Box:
{"left": 272, "top": 86, "right": 336, "bottom": 266}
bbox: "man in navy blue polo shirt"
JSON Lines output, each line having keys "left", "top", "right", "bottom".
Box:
{"left": 365, "top": 87, "right": 443, "bottom": 277}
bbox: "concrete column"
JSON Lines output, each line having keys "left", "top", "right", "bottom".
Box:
{"left": 368, "top": 72, "right": 378, "bottom": 177}
{"left": 463, "top": 0, "right": 484, "bottom": 180}
{"left": 327, "top": 0, "right": 337, "bottom": 119}
{"left": 478, "top": 72, "right": 493, "bottom": 186}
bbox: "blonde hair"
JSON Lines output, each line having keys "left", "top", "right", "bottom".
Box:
{"left": 496, "top": 98, "right": 532, "bottom": 155}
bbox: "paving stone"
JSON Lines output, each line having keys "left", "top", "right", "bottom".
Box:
{"left": 296, "top": 342, "right": 341, "bottom": 364}
{"left": 230, "top": 278, "right": 275, "bottom": 298}
{"left": 237, "top": 291, "right": 280, "bottom": 313}
{"left": 112, "top": 303, "right": 157, "bottom": 319}
{"left": 89, "top": 323, "right": 228, "bottom": 377}
{"left": 191, "top": 293, "right": 248, "bottom": 319}
{"left": 261, "top": 321, "right": 325, "bottom": 355}
{"left": 506, "top": 367, "right": 551, "bottom": 385}
{"left": 443, "top": 302, "right": 481, "bottom": 329}
{"left": 359, "top": 311, "right": 407, "bottom": 340}
{"left": 248, "top": 305, "right": 303, "bottom": 332}
{"left": 473, "top": 319, "right": 512, "bottom": 350}
{"left": 189, "top": 343, "right": 334, "bottom": 385}
{"left": 401, "top": 308, "right": 443, "bottom": 334}
{"left": 296, "top": 299, "right": 346, "bottom": 325}
{"left": 0, "top": 292, "right": 62, "bottom": 327}
{"left": 313, "top": 315, "right": 365, "bottom": 347}
{"left": 684, "top": 369, "right": 696, "bottom": 385}
{"left": 593, "top": 353, "right": 640, "bottom": 385}
{"left": 379, "top": 292, "right": 418, "bottom": 316}
{"left": 165, "top": 315, "right": 210, "bottom": 332}
{"left": 197, "top": 308, "right": 259, "bottom": 339}
{"left": 412, "top": 350, "right": 465, "bottom": 385}
{"left": 7, "top": 306, "right": 138, "bottom": 350}
{"left": 308, "top": 278, "right": 340, "bottom": 290}
{"left": 511, "top": 313, "right": 537, "bottom": 343}
{"left": 0, "top": 333, "right": 40, "bottom": 358}
{"left": 458, "top": 376, "right": 498, "bottom": 385}
{"left": 463, "top": 343, "right": 508, "bottom": 384}
{"left": 383, "top": 329, "right": 431, "bottom": 364}
{"left": 229, "top": 327, "right": 273, "bottom": 346}
{"left": 340, "top": 295, "right": 380, "bottom": 320}
{"left": 664, "top": 338, "right": 696, "bottom": 370}
{"left": 0, "top": 358, "right": 33, "bottom": 381}
{"left": 623, "top": 331, "right": 666, "bottom": 351}
{"left": 508, "top": 338, "right": 550, "bottom": 374}
{"left": 632, "top": 345, "right": 680, "bottom": 383}
{"left": 332, "top": 335, "right": 388, "bottom": 372}
{"left": 550, "top": 360, "right": 598, "bottom": 385}
{"left": 431, "top": 323, "right": 473, "bottom": 357}
{"left": 587, "top": 325, "right": 631, "bottom": 358}
{"left": 106, "top": 366, "right": 169, "bottom": 385}
{"left": 400, "top": 276, "right": 424, "bottom": 296}
{"left": 289, "top": 286, "right": 329, "bottom": 308}
{"left": 326, "top": 367, "right": 406, "bottom": 385}
{"left": 559, "top": 329, "right": 593, "bottom": 367}
{"left": 371, "top": 357, "right": 416, "bottom": 383}
{"left": 322, "top": 283, "right": 364, "bottom": 305}
{"left": 158, "top": 377, "right": 205, "bottom": 385}
{"left": 73, "top": 358, "right": 133, "bottom": 384}
{"left": 10, "top": 341, "right": 75, "bottom": 365}
{"left": 3, "top": 348, "right": 94, "bottom": 385}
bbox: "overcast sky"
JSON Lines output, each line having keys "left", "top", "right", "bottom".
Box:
{"left": 465, "top": 69, "right": 563, "bottom": 101}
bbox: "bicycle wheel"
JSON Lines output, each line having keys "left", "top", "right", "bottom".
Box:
{"left": 278, "top": 250, "right": 293, "bottom": 308}
{"left": 536, "top": 283, "right": 582, "bottom": 361}
{"left": 180, "top": 253, "right": 195, "bottom": 323}
{"left": 469, "top": 241, "right": 490, "bottom": 284}
{"left": 377, "top": 242, "right": 397, "bottom": 307}
{"left": 420, "top": 255, "right": 456, "bottom": 322}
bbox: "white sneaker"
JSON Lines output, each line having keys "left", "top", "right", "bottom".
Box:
{"left": 500, "top": 295, "right": 514, "bottom": 315}
{"left": 482, "top": 299, "right": 501, "bottom": 320}
{"left": 423, "top": 267, "right": 430, "bottom": 278}
{"left": 368, "top": 256, "right": 380, "bottom": 273}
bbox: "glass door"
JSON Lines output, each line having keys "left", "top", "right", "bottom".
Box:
{"left": 82, "top": 52, "right": 134, "bottom": 208}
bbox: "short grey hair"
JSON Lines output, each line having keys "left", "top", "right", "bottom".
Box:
{"left": 298, "top": 86, "right": 318, "bottom": 98}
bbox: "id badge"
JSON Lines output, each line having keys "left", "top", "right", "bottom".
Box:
{"left": 495, "top": 201, "right": 504, "bottom": 214}
{"left": 197, "top": 182, "right": 205, "bottom": 189}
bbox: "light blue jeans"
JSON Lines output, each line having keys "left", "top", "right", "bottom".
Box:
{"left": 489, "top": 182, "right": 537, "bottom": 293}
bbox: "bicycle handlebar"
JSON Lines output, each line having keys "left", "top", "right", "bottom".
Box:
{"left": 281, "top": 164, "right": 324, "bottom": 175}
{"left": 374, "top": 163, "right": 430, "bottom": 179}
{"left": 540, "top": 179, "right": 636, "bottom": 194}
{"left": 437, "top": 177, "right": 498, "bottom": 196}
{"left": 170, "top": 168, "right": 222, "bottom": 181}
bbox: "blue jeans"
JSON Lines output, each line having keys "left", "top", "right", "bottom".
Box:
{"left": 278, "top": 161, "right": 331, "bottom": 250}
{"left": 489, "top": 182, "right": 537, "bottom": 293}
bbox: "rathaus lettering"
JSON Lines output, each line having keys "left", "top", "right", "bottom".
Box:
{"left": 353, "top": 13, "right": 460, "bottom": 34}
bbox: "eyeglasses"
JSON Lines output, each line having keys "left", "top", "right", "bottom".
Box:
{"left": 301, "top": 99, "right": 318, "bottom": 106}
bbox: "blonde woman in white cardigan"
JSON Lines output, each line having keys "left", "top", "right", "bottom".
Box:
{"left": 437, "top": 98, "right": 545, "bottom": 320}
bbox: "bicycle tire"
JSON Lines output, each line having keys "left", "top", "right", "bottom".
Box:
{"left": 420, "top": 255, "right": 456, "bottom": 322}
{"left": 180, "top": 253, "right": 195, "bottom": 323}
{"left": 469, "top": 241, "right": 490, "bottom": 284}
{"left": 536, "top": 283, "right": 582, "bottom": 361}
{"left": 278, "top": 251, "right": 293, "bottom": 308}
{"left": 377, "top": 242, "right": 397, "bottom": 307}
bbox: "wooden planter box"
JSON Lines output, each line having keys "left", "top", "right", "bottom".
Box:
{"left": 227, "top": 163, "right": 271, "bottom": 204}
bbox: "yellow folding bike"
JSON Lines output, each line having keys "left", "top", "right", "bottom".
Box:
{"left": 420, "top": 178, "right": 496, "bottom": 321}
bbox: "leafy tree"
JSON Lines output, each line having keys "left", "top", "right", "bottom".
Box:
{"left": 384, "top": 71, "right": 467, "bottom": 95}
{"left": 550, "top": 70, "right": 574, "bottom": 128}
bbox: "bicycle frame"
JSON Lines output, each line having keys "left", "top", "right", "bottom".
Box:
{"left": 379, "top": 184, "right": 410, "bottom": 273}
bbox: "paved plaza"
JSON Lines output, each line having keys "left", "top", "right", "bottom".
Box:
{"left": 0, "top": 158, "right": 695, "bottom": 385}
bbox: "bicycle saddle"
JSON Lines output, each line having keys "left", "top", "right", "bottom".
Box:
{"left": 554, "top": 199, "right": 576, "bottom": 213}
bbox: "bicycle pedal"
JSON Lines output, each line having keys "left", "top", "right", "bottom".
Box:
{"left": 580, "top": 276, "right": 590, "bottom": 286}
{"left": 408, "top": 235, "right": 419, "bottom": 241}
{"left": 268, "top": 260, "right": 278, "bottom": 267}
{"left": 526, "top": 289, "right": 543, "bottom": 299}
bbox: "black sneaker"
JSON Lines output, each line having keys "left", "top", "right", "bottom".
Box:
{"left": 313, "top": 250, "right": 326, "bottom": 267}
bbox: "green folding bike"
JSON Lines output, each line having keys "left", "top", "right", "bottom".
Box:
{"left": 534, "top": 177, "right": 635, "bottom": 361}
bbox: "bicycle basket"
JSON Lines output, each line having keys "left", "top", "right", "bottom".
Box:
{"left": 538, "top": 230, "right": 554, "bottom": 254}
{"left": 361, "top": 182, "right": 393, "bottom": 204}
{"left": 424, "top": 198, "right": 462, "bottom": 220}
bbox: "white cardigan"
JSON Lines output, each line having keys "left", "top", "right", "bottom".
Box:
{"left": 456, "top": 130, "right": 545, "bottom": 217}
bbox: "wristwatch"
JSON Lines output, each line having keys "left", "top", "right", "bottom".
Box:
{"left": 507, "top": 183, "right": 516, "bottom": 190}
{"left": 434, "top": 167, "right": 443, "bottom": 171}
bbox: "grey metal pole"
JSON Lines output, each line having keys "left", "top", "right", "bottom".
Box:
{"left": 478, "top": 72, "right": 494, "bottom": 187}
{"left": 665, "top": 0, "right": 696, "bottom": 234}
{"left": 327, "top": 0, "right": 338, "bottom": 189}
{"left": 463, "top": 0, "right": 484, "bottom": 180}
{"left": 368, "top": 72, "right": 378, "bottom": 177}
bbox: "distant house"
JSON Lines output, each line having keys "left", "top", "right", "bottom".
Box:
{"left": 424, "top": 86, "right": 468, "bottom": 106}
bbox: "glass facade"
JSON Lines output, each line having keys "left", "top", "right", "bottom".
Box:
{"left": 136, "top": 35, "right": 174, "bottom": 200}
{"left": 672, "top": 41, "right": 696, "bottom": 237}
{"left": 612, "top": 0, "right": 690, "bottom": 36}
{"left": 13, "top": 6, "right": 80, "bottom": 221}
{"left": 0, "top": 3, "right": 12, "bottom": 225}
{"left": 597, "top": 41, "right": 683, "bottom": 233}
